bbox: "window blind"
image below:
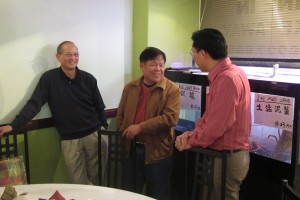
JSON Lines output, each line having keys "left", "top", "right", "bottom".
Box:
{"left": 200, "top": 0, "right": 300, "bottom": 59}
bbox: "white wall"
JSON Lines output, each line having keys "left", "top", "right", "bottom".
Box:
{"left": 0, "top": 0, "right": 132, "bottom": 123}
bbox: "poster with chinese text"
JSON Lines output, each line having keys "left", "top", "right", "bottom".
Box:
{"left": 177, "top": 83, "right": 201, "bottom": 111}
{"left": 254, "top": 93, "right": 294, "bottom": 131}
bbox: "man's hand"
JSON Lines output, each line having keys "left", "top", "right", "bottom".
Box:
{"left": 175, "top": 131, "right": 192, "bottom": 151}
{"left": 122, "top": 124, "right": 141, "bottom": 139}
{"left": 0, "top": 125, "right": 13, "bottom": 137}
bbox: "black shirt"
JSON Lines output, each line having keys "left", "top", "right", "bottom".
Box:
{"left": 10, "top": 67, "right": 108, "bottom": 140}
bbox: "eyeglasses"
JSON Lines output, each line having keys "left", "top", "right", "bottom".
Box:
{"left": 61, "top": 53, "right": 79, "bottom": 58}
{"left": 190, "top": 49, "right": 205, "bottom": 56}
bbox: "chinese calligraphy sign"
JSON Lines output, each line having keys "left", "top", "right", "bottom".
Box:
{"left": 177, "top": 83, "right": 201, "bottom": 111}
{"left": 254, "top": 93, "right": 294, "bottom": 131}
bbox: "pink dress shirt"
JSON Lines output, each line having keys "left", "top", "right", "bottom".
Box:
{"left": 188, "top": 57, "right": 251, "bottom": 150}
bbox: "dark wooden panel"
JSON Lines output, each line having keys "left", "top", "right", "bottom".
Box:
{"left": 0, "top": 108, "right": 118, "bottom": 131}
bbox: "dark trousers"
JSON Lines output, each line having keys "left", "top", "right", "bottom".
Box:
{"left": 121, "top": 143, "right": 173, "bottom": 200}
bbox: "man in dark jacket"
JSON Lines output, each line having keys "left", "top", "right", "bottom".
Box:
{"left": 0, "top": 41, "right": 108, "bottom": 185}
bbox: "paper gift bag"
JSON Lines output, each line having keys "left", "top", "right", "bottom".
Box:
{"left": 0, "top": 156, "right": 27, "bottom": 186}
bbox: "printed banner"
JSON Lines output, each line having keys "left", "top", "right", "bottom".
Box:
{"left": 254, "top": 93, "right": 294, "bottom": 131}
{"left": 177, "top": 83, "right": 201, "bottom": 111}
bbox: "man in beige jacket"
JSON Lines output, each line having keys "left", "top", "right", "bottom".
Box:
{"left": 116, "top": 47, "right": 181, "bottom": 200}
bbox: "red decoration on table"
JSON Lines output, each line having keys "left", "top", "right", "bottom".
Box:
{"left": 49, "top": 190, "right": 66, "bottom": 200}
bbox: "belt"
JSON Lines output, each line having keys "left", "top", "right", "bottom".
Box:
{"left": 222, "top": 149, "right": 244, "bottom": 153}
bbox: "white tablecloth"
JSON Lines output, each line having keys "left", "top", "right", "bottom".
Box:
{"left": 0, "top": 184, "right": 156, "bottom": 200}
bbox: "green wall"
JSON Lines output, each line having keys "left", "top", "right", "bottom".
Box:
{"left": 132, "top": 0, "right": 199, "bottom": 78}
{"left": 132, "top": 0, "right": 149, "bottom": 79}
{"left": 27, "top": 128, "right": 70, "bottom": 183}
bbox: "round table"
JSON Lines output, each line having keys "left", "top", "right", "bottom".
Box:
{"left": 0, "top": 184, "right": 156, "bottom": 200}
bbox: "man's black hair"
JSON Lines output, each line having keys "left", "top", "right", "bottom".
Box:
{"left": 139, "top": 47, "right": 166, "bottom": 63}
{"left": 191, "top": 28, "right": 228, "bottom": 60}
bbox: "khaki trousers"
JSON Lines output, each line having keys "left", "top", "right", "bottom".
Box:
{"left": 211, "top": 150, "right": 250, "bottom": 200}
{"left": 61, "top": 131, "right": 107, "bottom": 185}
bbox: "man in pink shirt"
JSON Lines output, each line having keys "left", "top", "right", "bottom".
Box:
{"left": 175, "top": 28, "right": 251, "bottom": 200}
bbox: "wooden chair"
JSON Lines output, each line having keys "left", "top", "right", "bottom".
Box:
{"left": 281, "top": 179, "right": 300, "bottom": 200}
{"left": 0, "top": 126, "right": 30, "bottom": 185}
{"left": 98, "top": 129, "right": 124, "bottom": 189}
{"left": 187, "top": 147, "right": 226, "bottom": 200}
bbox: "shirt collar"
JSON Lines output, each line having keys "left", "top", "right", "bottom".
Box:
{"left": 59, "top": 67, "right": 82, "bottom": 82}
{"left": 207, "top": 57, "right": 232, "bottom": 84}
{"left": 132, "top": 76, "right": 168, "bottom": 90}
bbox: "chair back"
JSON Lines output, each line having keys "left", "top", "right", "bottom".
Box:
{"left": 281, "top": 179, "right": 300, "bottom": 200}
{"left": 0, "top": 132, "right": 18, "bottom": 159}
{"left": 98, "top": 129, "right": 124, "bottom": 189}
{"left": 188, "top": 147, "right": 226, "bottom": 200}
{"left": 0, "top": 127, "right": 30, "bottom": 186}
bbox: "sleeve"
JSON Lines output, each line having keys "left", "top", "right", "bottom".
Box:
{"left": 93, "top": 78, "right": 108, "bottom": 129}
{"left": 115, "top": 85, "right": 129, "bottom": 131}
{"left": 10, "top": 74, "right": 49, "bottom": 130}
